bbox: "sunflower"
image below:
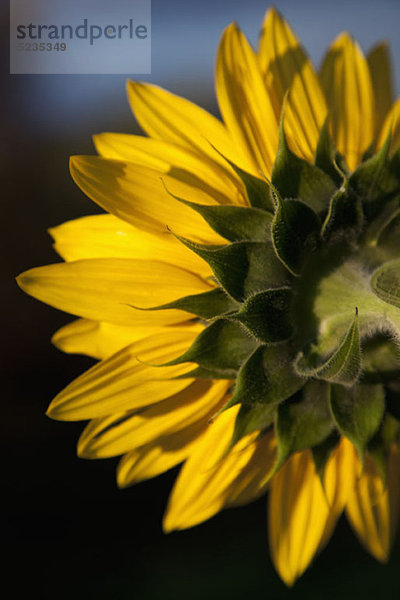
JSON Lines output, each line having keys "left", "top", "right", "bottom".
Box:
{"left": 17, "top": 8, "right": 400, "bottom": 586}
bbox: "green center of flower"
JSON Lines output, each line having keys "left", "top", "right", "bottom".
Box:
{"left": 154, "top": 117, "right": 400, "bottom": 481}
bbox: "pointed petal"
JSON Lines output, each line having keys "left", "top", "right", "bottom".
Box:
{"left": 69, "top": 156, "right": 225, "bottom": 243}
{"left": 367, "top": 42, "right": 393, "bottom": 135}
{"left": 258, "top": 8, "right": 326, "bottom": 161}
{"left": 17, "top": 258, "right": 212, "bottom": 326}
{"left": 77, "top": 379, "right": 230, "bottom": 458}
{"left": 49, "top": 214, "right": 212, "bottom": 279}
{"left": 377, "top": 96, "right": 400, "bottom": 153}
{"left": 163, "top": 406, "right": 276, "bottom": 532}
{"left": 52, "top": 319, "right": 169, "bottom": 360}
{"left": 93, "top": 133, "right": 246, "bottom": 206}
{"left": 318, "top": 437, "right": 357, "bottom": 551}
{"left": 216, "top": 23, "right": 279, "bottom": 175}
{"left": 117, "top": 424, "right": 204, "bottom": 487}
{"left": 268, "top": 450, "right": 331, "bottom": 586}
{"left": 46, "top": 327, "right": 202, "bottom": 421}
{"left": 320, "top": 33, "right": 374, "bottom": 170}
{"left": 345, "top": 444, "right": 400, "bottom": 562}
{"left": 126, "top": 81, "right": 245, "bottom": 169}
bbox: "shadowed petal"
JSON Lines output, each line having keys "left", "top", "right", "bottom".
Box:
{"left": 46, "top": 327, "right": 202, "bottom": 421}
{"left": 320, "top": 33, "right": 374, "bottom": 170}
{"left": 367, "top": 42, "right": 394, "bottom": 135}
{"left": 52, "top": 319, "right": 171, "bottom": 360}
{"left": 216, "top": 23, "right": 279, "bottom": 175}
{"left": 93, "top": 133, "right": 246, "bottom": 206}
{"left": 258, "top": 7, "right": 326, "bottom": 161}
{"left": 77, "top": 379, "right": 230, "bottom": 458}
{"left": 268, "top": 450, "right": 331, "bottom": 586}
{"left": 49, "top": 214, "right": 212, "bottom": 278}
{"left": 163, "top": 407, "right": 276, "bottom": 532}
{"left": 345, "top": 444, "right": 400, "bottom": 562}
{"left": 69, "top": 156, "right": 225, "bottom": 243}
{"left": 126, "top": 81, "right": 245, "bottom": 169}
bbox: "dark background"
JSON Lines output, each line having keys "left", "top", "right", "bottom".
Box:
{"left": 4, "top": 1, "right": 400, "bottom": 597}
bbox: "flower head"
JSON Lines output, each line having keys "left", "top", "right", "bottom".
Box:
{"left": 17, "top": 8, "right": 400, "bottom": 586}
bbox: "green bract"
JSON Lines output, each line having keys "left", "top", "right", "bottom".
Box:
{"left": 156, "top": 119, "right": 400, "bottom": 482}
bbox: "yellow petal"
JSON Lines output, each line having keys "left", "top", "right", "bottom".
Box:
{"left": 93, "top": 133, "right": 246, "bottom": 206}
{"left": 17, "top": 258, "right": 212, "bottom": 326}
{"left": 320, "top": 33, "right": 374, "bottom": 170}
{"left": 377, "top": 96, "right": 400, "bottom": 154}
{"left": 318, "top": 437, "right": 357, "bottom": 552}
{"left": 367, "top": 42, "right": 393, "bottom": 135}
{"left": 163, "top": 406, "right": 276, "bottom": 532}
{"left": 268, "top": 450, "right": 331, "bottom": 587}
{"left": 216, "top": 23, "right": 279, "bottom": 176}
{"left": 69, "top": 156, "right": 225, "bottom": 243}
{"left": 46, "top": 327, "right": 201, "bottom": 421}
{"left": 52, "top": 318, "right": 169, "bottom": 360}
{"left": 258, "top": 8, "right": 326, "bottom": 161}
{"left": 126, "top": 81, "right": 245, "bottom": 169}
{"left": 78, "top": 379, "right": 229, "bottom": 458}
{"left": 49, "top": 214, "right": 212, "bottom": 279}
{"left": 117, "top": 424, "right": 204, "bottom": 487}
{"left": 345, "top": 444, "right": 400, "bottom": 562}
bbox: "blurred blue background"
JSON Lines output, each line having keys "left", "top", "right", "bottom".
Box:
{"left": 11, "top": 0, "right": 400, "bottom": 140}
{"left": 4, "top": 1, "right": 400, "bottom": 598}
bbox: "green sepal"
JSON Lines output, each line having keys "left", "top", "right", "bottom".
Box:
{"left": 175, "top": 236, "right": 290, "bottom": 302}
{"left": 271, "top": 114, "right": 337, "bottom": 213}
{"left": 312, "top": 430, "right": 341, "bottom": 484}
{"left": 210, "top": 145, "right": 274, "bottom": 211}
{"left": 321, "top": 185, "right": 364, "bottom": 244}
{"left": 271, "top": 197, "right": 320, "bottom": 276}
{"left": 165, "top": 318, "right": 257, "bottom": 377}
{"left": 275, "top": 380, "right": 335, "bottom": 470}
{"left": 230, "top": 344, "right": 304, "bottom": 409}
{"left": 230, "top": 403, "right": 276, "bottom": 448}
{"left": 229, "top": 288, "right": 293, "bottom": 343}
{"left": 349, "top": 131, "right": 399, "bottom": 218}
{"left": 361, "top": 334, "right": 400, "bottom": 384}
{"left": 132, "top": 287, "right": 240, "bottom": 319}
{"left": 314, "top": 117, "right": 343, "bottom": 187}
{"left": 363, "top": 197, "right": 400, "bottom": 248}
{"left": 295, "top": 310, "right": 361, "bottom": 386}
{"left": 371, "top": 259, "right": 400, "bottom": 309}
{"left": 175, "top": 366, "right": 236, "bottom": 380}
{"left": 169, "top": 199, "right": 273, "bottom": 243}
{"left": 367, "top": 413, "right": 400, "bottom": 483}
{"left": 329, "top": 383, "right": 385, "bottom": 461}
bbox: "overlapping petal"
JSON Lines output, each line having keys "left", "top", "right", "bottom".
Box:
{"left": 126, "top": 81, "right": 246, "bottom": 170}
{"left": 346, "top": 444, "right": 400, "bottom": 562}
{"left": 378, "top": 97, "right": 400, "bottom": 153}
{"left": 163, "top": 407, "right": 276, "bottom": 532}
{"left": 320, "top": 33, "right": 374, "bottom": 170}
{"left": 216, "top": 23, "right": 279, "bottom": 175}
{"left": 269, "top": 449, "right": 334, "bottom": 586}
{"left": 51, "top": 319, "right": 169, "bottom": 360}
{"left": 49, "top": 214, "right": 212, "bottom": 278}
{"left": 258, "top": 8, "right": 326, "bottom": 161}
{"left": 17, "top": 258, "right": 212, "bottom": 326}
{"left": 367, "top": 42, "right": 393, "bottom": 135}
{"left": 69, "top": 156, "right": 225, "bottom": 243}
{"left": 93, "top": 133, "right": 246, "bottom": 206}
{"left": 77, "top": 379, "right": 230, "bottom": 458}
{"left": 46, "top": 327, "right": 202, "bottom": 421}
{"left": 117, "top": 426, "right": 204, "bottom": 487}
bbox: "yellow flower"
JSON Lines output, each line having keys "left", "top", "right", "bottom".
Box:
{"left": 17, "top": 8, "right": 400, "bottom": 586}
